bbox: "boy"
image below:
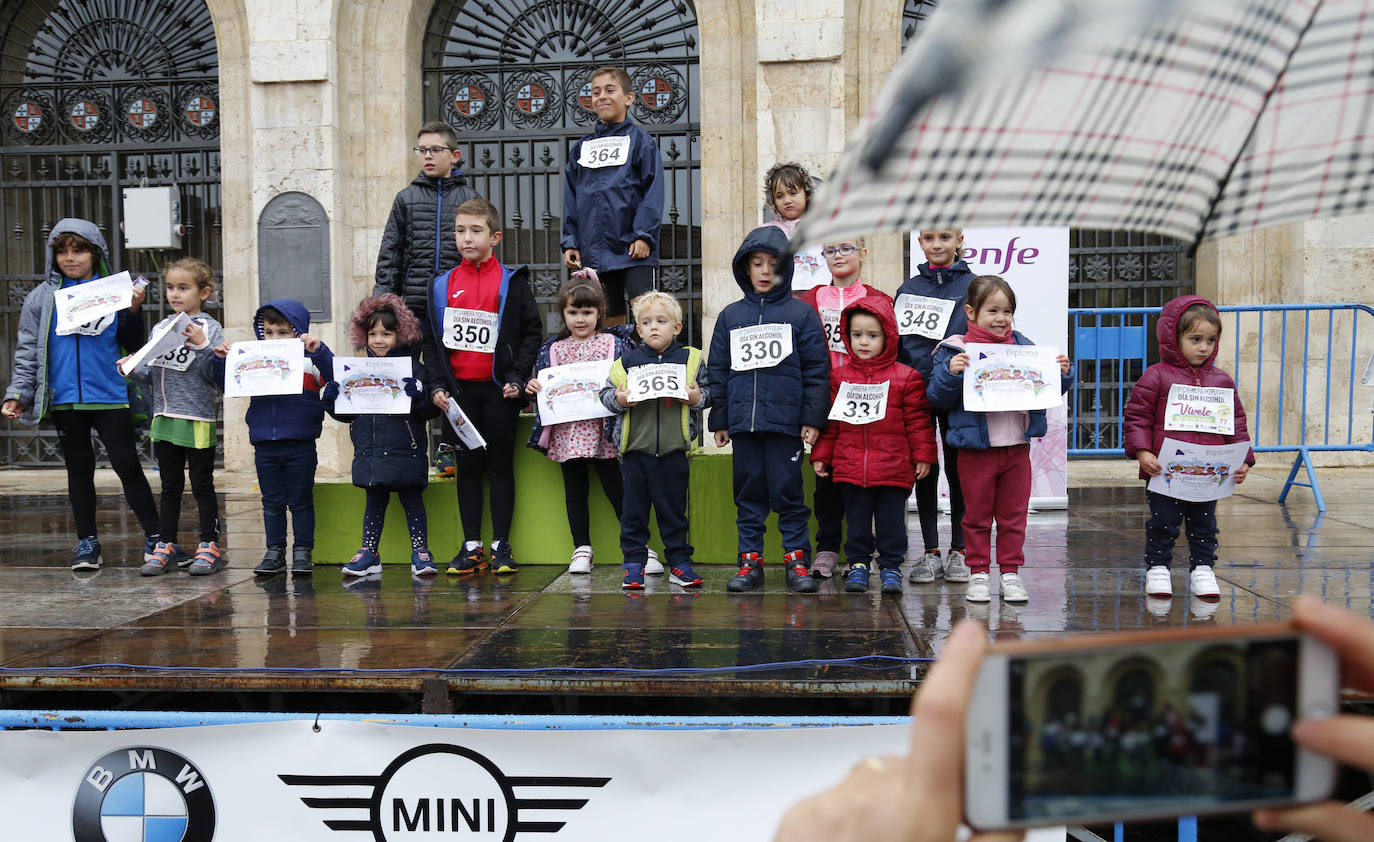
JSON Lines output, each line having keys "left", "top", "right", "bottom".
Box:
{"left": 212, "top": 300, "right": 333, "bottom": 576}
{"left": 599, "top": 292, "right": 710, "bottom": 590}
{"left": 561, "top": 66, "right": 664, "bottom": 323}
{"left": 708, "top": 226, "right": 830, "bottom": 594}
{"left": 424, "top": 198, "right": 542, "bottom": 575}
{"left": 797, "top": 237, "right": 892, "bottom": 578}
{"left": 895, "top": 228, "right": 976, "bottom": 585}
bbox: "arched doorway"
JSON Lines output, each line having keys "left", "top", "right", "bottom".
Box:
{"left": 0, "top": 0, "right": 222, "bottom": 466}
{"left": 422, "top": 0, "right": 702, "bottom": 342}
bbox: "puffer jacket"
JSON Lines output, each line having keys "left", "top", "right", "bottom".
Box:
{"left": 1123, "top": 294, "right": 1254, "bottom": 479}
{"left": 927, "top": 331, "right": 1073, "bottom": 450}
{"left": 895, "top": 258, "right": 977, "bottom": 382}
{"left": 707, "top": 226, "right": 830, "bottom": 435}
{"left": 561, "top": 118, "right": 663, "bottom": 273}
{"left": 811, "top": 297, "right": 938, "bottom": 489}
{"left": 371, "top": 170, "right": 479, "bottom": 318}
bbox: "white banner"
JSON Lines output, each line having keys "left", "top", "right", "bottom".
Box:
{"left": 224, "top": 339, "right": 305, "bottom": 398}
{"left": 1148, "top": 438, "right": 1252, "bottom": 502}
{"left": 334, "top": 357, "right": 411, "bottom": 415}
{"left": 54, "top": 271, "right": 133, "bottom": 336}
{"left": 536, "top": 359, "right": 615, "bottom": 425}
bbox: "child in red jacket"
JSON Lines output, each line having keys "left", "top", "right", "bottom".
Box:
{"left": 811, "top": 297, "right": 937, "bottom": 594}
{"left": 1124, "top": 295, "right": 1254, "bottom": 603}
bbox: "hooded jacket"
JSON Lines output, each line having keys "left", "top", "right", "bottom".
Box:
{"left": 811, "top": 297, "right": 938, "bottom": 488}
{"left": 421, "top": 258, "right": 542, "bottom": 398}
{"left": 1123, "top": 294, "right": 1254, "bottom": 479}
{"left": 561, "top": 118, "right": 664, "bottom": 273}
{"left": 707, "top": 226, "right": 830, "bottom": 436}
{"left": 372, "top": 170, "right": 480, "bottom": 318}
{"left": 895, "top": 258, "right": 977, "bottom": 382}
{"left": 4, "top": 219, "right": 145, "bottom": 424}
{"left": 599, "top": 338, "right": 711, "bottom": 456}
{"left": 125, "top": 312, "right": 224, "bottom": 423}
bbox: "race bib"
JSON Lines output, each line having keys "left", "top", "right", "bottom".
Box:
{"left": 64, "top": 313, "right": 116, "bottom": 337}
{"left": 1164, "top": 384, "right": 1235, "bottom": 435}
{"left": 578, "top": 136, "right": 631, "bottom": 169}
{"left": 729, "top": 324, "right": 793, "bottom": 371}
{"left": 819, "top": 307, "right": 845, "bottom": 354}
{"left": 827, "top": 381, "right": 890, "bottom": 425}
{"left": 148, "top": 343, "right": 194, "bottom": 372}
{"left": 442, "top": 307, "right": 499, "bottom": 353}
{"left": 627, "top": 363, "right": 688, "bottom": 402}
{"left": 895, "top": 294, "right": 957, "bottom": 339}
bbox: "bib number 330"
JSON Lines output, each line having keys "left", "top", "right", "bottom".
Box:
{"left": 729, "top": 324, "right": 793, "bottom": 371}
{"left": 442, "top": 308, "right": 499, "bottom": 353}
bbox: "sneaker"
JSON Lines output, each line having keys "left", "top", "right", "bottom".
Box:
{"left": 966, "top": 572, "right": 991, "bottom": 603}
{"left": 999, "top": 572, "right": 1029, "bottom": 603}
{"left": 568, "top": 545, "right": 594, "bottom": 575}
{"left": 880, "top": 568, "right": 904, "bottom": 594}
{"left": 908, "top": 549, "right": 943, "bottom": 583}
{"left": 1189, "top": 566, "right": 1220, "bottom": 600}
{"left": 491, "top": 540, "right": 517, "bottom": 574}
{"left": 143, "top": 536, "right": 161, "bottom": 564}
{"left": 669, "top": 561, "right": 703, "bottom": 587}
{"left": 254, "top": 545, "right": 287, "bottom": 576}
{"left": 811, "top": 550, "right": 839, "bottom": 579}
{"left": 140, "top": 542, "right": 178, "bottom": 576}
{"left": 291, "top": 547, "right": 313, "bottom": 576}
{"left": 726, "top": 552, "right": 764, "bottom": 592}
{"left": 944, "top": 548, "right": 971, "bottom": 583}
{"left": 622, "top": 564, "right": 646, "bottom": 590}
{"left": 1146, "top": 596, "right": 1173, "bottom": 619}
{"left": 448, "top": 541, "right": 487, "bottom": 575}
{"left": 71, "top": 537, "right": 102, "bottom": 571}
{"left": 188, "top": 541, "right": 224, "bottom": 576}
{"left": 1190, "top": 595, "right": 1219, "bottom": 620}
{"left": 343, "top": 549, "right": 381, "bottom": 577}
{"left": 435, "top": 442, "right": 456, "bottom": 478}
{"left": 644, "top": 548, "right": 664, "bottom": 575}
{"left": 784, "top": 550, "right": 818, "bottom": 593}
{"left": 844, "top": 562, "right": 871, "bottom": 593}
{"left": 411, "top": 549, "right": 437, "bottom": 576}
{"left": 1145, "top": 565, "right": 1173, "bottom": 598}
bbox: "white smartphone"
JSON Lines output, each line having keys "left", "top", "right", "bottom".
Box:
{"left": 964, "top": 623, "right": 1340, "bottom": 830}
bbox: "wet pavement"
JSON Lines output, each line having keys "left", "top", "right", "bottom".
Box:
{"left": 1, "top": 466, "right": 1372, "bottom": 711}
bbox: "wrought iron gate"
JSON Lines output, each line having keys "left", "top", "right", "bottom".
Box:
{"left": 0, "top": 0, "right": 222, "bottom": 466}
{"left": 423, "top": 0, "right": 702, "bottom": 343}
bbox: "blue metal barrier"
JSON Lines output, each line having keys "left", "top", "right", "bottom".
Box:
{"left": 1069, "top": 303, "right": 1374, "bottom": 511}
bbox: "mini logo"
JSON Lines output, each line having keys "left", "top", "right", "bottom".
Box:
{"left": 13, "top": 101, "right": 42, "bottom": 133}
{"left": 126, "top": 99, "right": 158, "bottom": 129}
{"left": 639, "top": 78, "right": 672, "bottom": 110}
{"left": 282, "top": 743, "right": 609, "bottom": 841}
{"left": 73, "top": 747, "right": 216, "bottom": 842}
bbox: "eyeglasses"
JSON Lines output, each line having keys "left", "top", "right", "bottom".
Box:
{"left": 822, "top": 244, "right": 859, "bottom": 258}
{"left": 412, "top": 145, "right": 452, "bottom": 157}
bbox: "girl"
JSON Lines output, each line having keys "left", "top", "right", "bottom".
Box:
{"left": 925, "top": 275, "right": 1071, "bottom": 604}
{"left": 120, "top": 258, "right": 226, "bottom": 575}
{"left": 2, "top": 218, "right": 161, "bottom": 571}
{"left": 323, "top": 294, "right": 438, "bottom": 578}
{"left": 762, "top": 162, "right": 831, "bottom": 294}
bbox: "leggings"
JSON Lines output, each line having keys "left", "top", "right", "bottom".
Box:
{"left": 154, "top": 440, "right": 218, "bottom": 544}
{"left": 451, "top": 381, "right": 521, "bottom": 542}
{"left": 560, "top": 457, "right": 624, "bottom": 547}
{"left": 915, "top": 412, "right": 965, "bottom": 551}
{"left": 51, "top": 408, "right": 159, "bottom": 540}
{"left": 360, "top": 487, "right": 428, "bottom": 552}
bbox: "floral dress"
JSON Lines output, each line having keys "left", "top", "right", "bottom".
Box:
{"left": 545, "top": 332, "right": 619, "bottom": 462}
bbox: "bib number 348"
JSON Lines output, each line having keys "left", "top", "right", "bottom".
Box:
{"left": 729, "top": 324, "right": 793, "bottom": 371}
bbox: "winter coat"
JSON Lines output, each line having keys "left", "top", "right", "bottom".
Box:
{"left": 561, "top": 119, "right": 664, "bottom": 273}
{"left": 811, "top": 297, "right": 938, "bottom": 489}
{"left": 125, "top": 313, "right": 224, "bottom": 422}
{"left": 599, "top": 339, "right": 710, "bottom": 456}
{"left": 707, "top": 226, "right": 830, "bottom": 435}
{"left": 1123, "top": 294, "right": 1255, "bottom": 479}
{"left": 526, "top": 326, "right": 633, "bottom": 452}
{"left": 798, "top": 282, "right": 892, "bottom": 369}
{"left": 371, "top": 170, "right": 480, "bottom": 318}
{"left": 895, "top": 258, "right": 977, "bottom": 382}
{"left": 927, "top": 331, "right": 1073, "bottom": 450}
{"left": 421, "top": 259, "right": 542, "bottom": 399}
{"left": 4, "top": 219, "right": 146, "bottom": 424}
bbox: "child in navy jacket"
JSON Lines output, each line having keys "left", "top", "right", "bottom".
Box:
{"left": 708, "top": 225, "right": 830, "bottom": 594}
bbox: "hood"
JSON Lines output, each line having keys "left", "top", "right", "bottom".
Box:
{"left": 45, "top": 218, "right": 111, "bottom": 284}
{"left": 916, "top": 257, "right": 972, "bottom": 283}
{"left": 410, "top": 169, "right": 469, "bottom": 189}
{"left": 1157, "top": 294, "right": 1219, "bottom": 369}
{"left": 840, "top": 295, "right": 900, "bottom": 370}
{"left": 253, "top": 299, "right": 311, "bottom": 339}
{"left": 349, "top": 293, "right": 422, "bottom": 352}
{"left": 731, "top": 226, "right": 795, "bottom": 303}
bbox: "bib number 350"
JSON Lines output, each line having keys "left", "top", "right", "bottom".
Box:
{"left": 442, "top": 308, "right": 499, "bottom": 353}
{"left": 729, "top": 324, "right": 793, "bottom": 371}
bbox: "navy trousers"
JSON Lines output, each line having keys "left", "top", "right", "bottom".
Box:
{"left": 840, "top": 484, "right": 909, "bottom": 571}
{"left": 255, "top": 439, "right": 318, "bottom": 549}
{"left": 1144, "top": 489, "right": 1218, "bottom": 568}
{"left": 619, "top": 450, "right": 692, "bottom": 568}
{"left": 731, "top": 432, "right": 811, "bottom": 558}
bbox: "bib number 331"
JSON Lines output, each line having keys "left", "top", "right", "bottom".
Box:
{"left": 442, "top": 308, "right": 499, "bottom": 353}
{"left": 729, "top": 324, "right": 793, "bottom": 371}
{"left": 827, "top": 381, "right": 890, "bottom": 425}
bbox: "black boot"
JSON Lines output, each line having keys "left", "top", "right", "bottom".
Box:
{"left": 254, "top": 545, "right": 286, "bottom": 576}
{"left": 291, "top": 546, "right": 313, "bottom": 576}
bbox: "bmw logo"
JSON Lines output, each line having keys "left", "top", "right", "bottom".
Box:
{"left": 73, "top": 747, "right": 216, "bottom": 842}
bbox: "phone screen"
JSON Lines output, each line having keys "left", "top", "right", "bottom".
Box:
{"left": 1007, "top": 637, "right": 1299, "bottom": 821}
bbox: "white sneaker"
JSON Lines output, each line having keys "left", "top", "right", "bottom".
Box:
{"left": 568, "top": 545, "right": 593, "bottom": 574}
{"left": 1190, "top": 566, "right": 1220, "bottom": 600}
{"left": 999, "top": 572, "right": 1029, "bottom": 603}
{"left": 966, "top": 572, "right": 991, "bottom": 603}
{"left": 644, "top": 548, "right": 664, "bottom": 576}
{"left": 1146, "top": 596, "right": 1173, "bottom": 619}
{"left": 1190, "top": 595, "right": 1219, "bottom": 620}
{"left": 1145, "top": 565, "right": 1173, "bottom": 597}
{"left": 944, "top": 549, "right": 971, "bottom": 582}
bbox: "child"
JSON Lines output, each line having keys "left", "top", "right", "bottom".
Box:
{"left": 708, "top": 225, "right": 830, "bottom": 594}
{"left": 761, "top": 162, "right": 830, "bottom": 294}
{"left": 926, "top": 275, "right": 1071, "bottom": 604}
{"left": 424, "top": 197, "right": 542, "bottom": 575}
{"left": 119, "top": 258, "right": 225, "bottom": 575}
{"left": 797, "top": 236, "right": 892, "bottom": 578}
{"left": 561, "top": 66, "right": 664, "bottom": 323}
{"left": 897, "top": 228, "right": 977, "bottom": 586}
{"left": 212, "top": 299, "right": 333, "bottom": 576}
{"left": 598, "top": 291, "right": 710, "bottom": 589}
{"left": 1124, "top": 295, "right": 1253, "bottom": 601}
{"left": 2, "top": 218, "right": 161, "bottom": 570}
{"left": 812, "top": 297, "right": 937, "bottom": 594}
{"left": 323, "top": 294, "right": 439, "bottom": 578}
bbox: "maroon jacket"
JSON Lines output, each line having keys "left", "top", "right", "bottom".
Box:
{"left": 811, "top": 296, "right": 938, "bottom": 489}
{"left": 1123, "top": 295, "right": 1255, "bottom": 479}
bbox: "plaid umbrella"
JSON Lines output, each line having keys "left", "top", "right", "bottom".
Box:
{"left": 797, "top": 0, "right": 1374, "bottom": 247}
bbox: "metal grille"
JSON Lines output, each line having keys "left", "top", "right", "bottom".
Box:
{"left": 422, "top": 0, "right": 702, "bottom": 343}
{"left": 0, "top": 0, "right": 222, "bottom": 466}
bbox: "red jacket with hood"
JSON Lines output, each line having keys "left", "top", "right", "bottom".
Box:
{"left": 811, "top": 296, "right": 938, "bottom": 488}
{"left": 1123, "top": 294, "right": 1255, "bottom": 479}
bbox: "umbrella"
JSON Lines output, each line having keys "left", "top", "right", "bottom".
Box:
{"left": 796, "top": 0, "right": 1374, "bottom": 247}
